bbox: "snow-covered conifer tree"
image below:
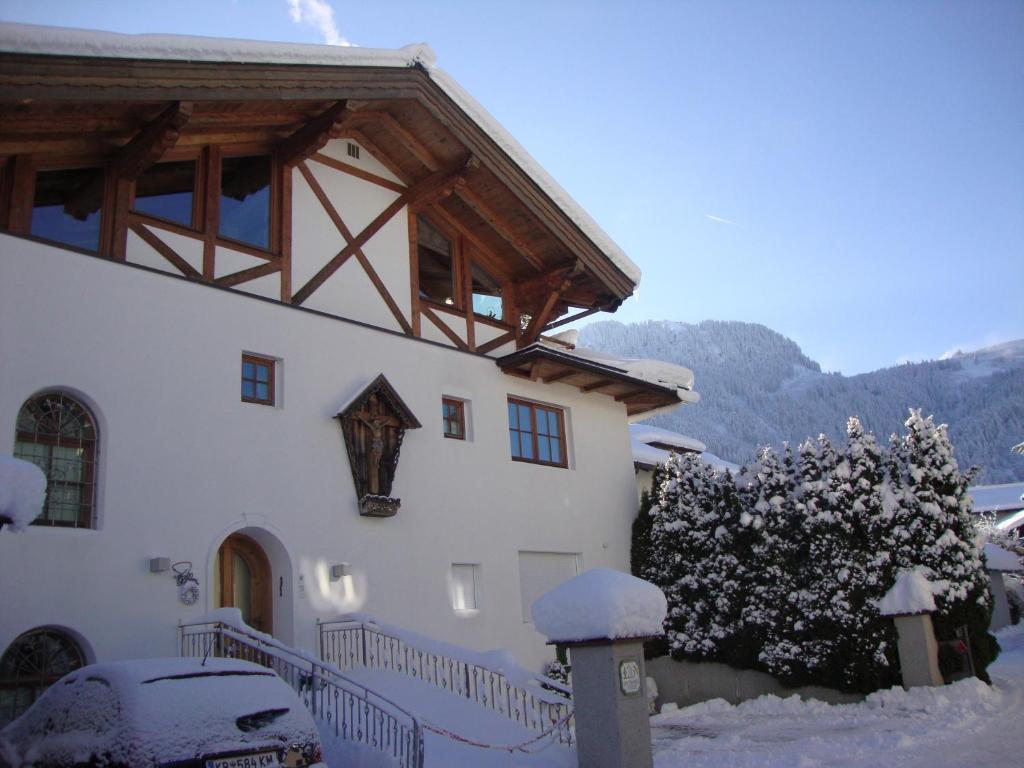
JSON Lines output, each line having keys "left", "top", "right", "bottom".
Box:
{"left": 888, "top": 409, "right": 997, "bottom": 679}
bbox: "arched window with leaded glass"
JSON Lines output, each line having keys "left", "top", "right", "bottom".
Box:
{"left": 0, "top": 628, "right": 86, "bottom": 727}
{"left": 13, "top": 392, "right": 98, "bottom": 528}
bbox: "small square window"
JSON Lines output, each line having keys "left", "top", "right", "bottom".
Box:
{"left": 442, "top": 397, "right": 465, "bottom": 440}
{"left": 450, "top": 563, "right": 480, "bottom": 611}
{"left": 241, "top": 354, "right": 275, "bottom": 406}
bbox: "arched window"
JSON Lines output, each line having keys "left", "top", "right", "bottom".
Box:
{"left": 13, "top": 392, "right": 98, "bottom": 528}
{"left": 0, "top": 628, "right": 86, "bottom": 727}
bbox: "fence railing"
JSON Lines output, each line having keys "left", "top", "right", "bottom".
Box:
{"left": 318, "top": 617, "right": 574, "bottom": 746}
{"left": 180, "top": 619, "right": 423, "bottom": 768}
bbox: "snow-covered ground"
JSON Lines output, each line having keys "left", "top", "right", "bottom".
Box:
{"left": 651, "top": 623, "right": 1024, "bottom": 768}
{"left": 315, "top": 623, "right": 1024, "bottom": 767}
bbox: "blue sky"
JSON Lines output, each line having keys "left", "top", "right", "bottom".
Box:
{"left": 2, "top": 0, "right": 1021, "bottom": 374}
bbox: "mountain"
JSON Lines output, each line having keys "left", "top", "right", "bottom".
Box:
{"left": 578, "top": 320, "right": 1024, "bottom": 484}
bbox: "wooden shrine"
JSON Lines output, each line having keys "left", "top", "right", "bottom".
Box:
{"left": 336, "top": 375, "right": 421, "bottom": 517}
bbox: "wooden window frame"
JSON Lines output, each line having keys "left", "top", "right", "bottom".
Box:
{"left": 241, "top": 353, "right": 276, "bottom": 406}
{"left": 442, "top": 397, "right": 466, "bottom": 440}
{"left": 129, "top": 154, "right": 202, "bottom": 232}
{"left": 507, "top": 397, "right": 568, "bottom": 469}
{"left": 216, "top": 150, "right": 281, "bottom": 256}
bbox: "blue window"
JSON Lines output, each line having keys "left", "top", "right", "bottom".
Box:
{"left": 507, "top": 398, "right": 566, "bottom": 468}
{"left": 241, "top": 354, "right": 275, "bottom": 406}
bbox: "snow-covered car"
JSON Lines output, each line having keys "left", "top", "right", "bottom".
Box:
{"left": 0, "top": 657, "right": 325, "bottom": 768}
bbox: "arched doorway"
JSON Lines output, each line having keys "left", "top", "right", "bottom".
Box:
{"left": 214, "top": 532, "right": 273, "bottom": 635}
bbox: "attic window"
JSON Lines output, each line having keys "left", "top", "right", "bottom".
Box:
{"left": 31, "top": 167, "right": 104, "bottom": 253}
{"left": 417, "top": 215, "right": 455, "bottom": 305}
{"left": 133, "top": 160, "right": 196, "bottom": 228}
{"left": 347, "top": 142, "right": 360, "bottom": 159}
{"left": 219, "top": 155, "right": 271, "bottom": 250}
{"left": 470, "top": 261, "right": 502, "bottom": 321}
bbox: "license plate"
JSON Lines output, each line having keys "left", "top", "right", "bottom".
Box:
{"left": 205, "top": 751, "right": 280, "bottom": 768}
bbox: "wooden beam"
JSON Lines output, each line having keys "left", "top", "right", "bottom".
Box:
{"left": 3, "top": 155, "right": 34, "bottom": 234}
{"left": 477, "top": 330, "right": 516, "bottom": 355}
{"left": 350, "top": 110, "right": 440, "bottom": 171}
{"left": 408, "top": 211, "right": 421, "bottom": 337}
{"left": 339, "top": 128, "right": 413, "bottom": 185}
{"left": 129, "top": 221, "right": 201, "bottom": 279}
{"left": 542, "top": 368, "right": 577, "bottom": 385}
{"left": 581, "top": 380, "right": 613, "bottom": 393}
{"left": 455, "top": 185, "right": 545, "bottom": 270}
{"left": 425, "top": 203, "right": 514, "bottom": 283}
{"left": 276, "top": 100, "right": 351, "bottom": 168}
{"left": 279, "top": 166, "right": 292, "bottom": 302}
{"left": 521, "top": 285, "right": 566, "bottom": 346}
{"left": 215, "top": 260, "right": 282, "bottom": 288}
{"left": 543, "top": 306, "right": 601, "bottom": 332}
{"left": 421, "top": 305, "right": 469, "bottom": 351}
{"left": 311, "top": 152, "right": 406, "bottom": 193}
{"left": 615, "top": 389, "right": 649, "bottom": 402}
{"left": 292, "top": 159, "right": 472, "bottom": 306}
{"left": 113, "top": 101, "right": 193, "bottom": 181}
{"left": 354, "top": 249, "right": 414, "bottom": 335}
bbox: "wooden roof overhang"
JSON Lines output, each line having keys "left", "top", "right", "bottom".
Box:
{"left": 496, "top": 346, "right": 683, "bottom": 418}
{"left": 0, "top": 52, "right": 636, "bottom": 330}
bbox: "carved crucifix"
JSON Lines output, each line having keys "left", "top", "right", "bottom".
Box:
{"left": 337, "top": 375, "right": 421, "bottom": 516}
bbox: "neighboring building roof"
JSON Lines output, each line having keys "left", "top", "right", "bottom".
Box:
{"left": 0, "top": 23, "right": 641, "bottom": 289}
{"left": 968, "top": 482, "right": 1024, "bottom": 514}
{"left": 983, "top": 543, "right": 1022, "bottom": 573}
{"left": 629, "top": 424, "right": 739, "bottom": 474}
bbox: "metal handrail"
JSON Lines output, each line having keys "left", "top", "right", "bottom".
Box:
{"left": 318, "top": 617, "right": 574, "bottom": 746}
{"left": 180, "top": 619, "right": 424, "bottom": 768}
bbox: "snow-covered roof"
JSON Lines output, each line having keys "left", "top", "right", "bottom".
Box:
{"left": 876, "top": 568, "right": 942, "bottom": 616}
{"left": 630, "top": 424, "right": 707, "bottom": 453}
{"left": 562, "top": 344, "right": 696, "bottom": 394}
{"left": 531, "top": 567, "right": 667, "bottom": 643}
{"left": 983, "top": 543, "right": 1022, "bottom": 573}
{"left": 0, "top": 22, "right": 640, "bottom": 286}
{"left": 629, "top": 424, "right": 739, "bottom": 474}
{"left": 969, "top": 482, "right": 1024, "bottom": 514}
{"left": 0, "top": 455, "right": 46, "bottom": 531}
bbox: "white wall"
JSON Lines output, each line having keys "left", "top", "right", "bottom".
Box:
{"left": 0, "top": 235, "right": 639, "bottom": 672}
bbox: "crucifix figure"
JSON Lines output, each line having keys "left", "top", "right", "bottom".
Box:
{"left": 351, "top": 395, "right": 402, "bottom": 495}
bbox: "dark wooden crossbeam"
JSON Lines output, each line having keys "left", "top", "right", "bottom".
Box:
{"left": 277, "top": 100, "right": 351, "bottom": 168}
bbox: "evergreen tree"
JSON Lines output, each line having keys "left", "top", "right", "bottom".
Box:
{"left": 888, "top": 409, "right": 998, "bottom": 681}
{"left": 743, "top": 445, "right": 806, "bottom": 681}
{"left": 843, "top": 416, "right": 901, "bottom": 691}
{"left": 631, "top": 487, "right": 655, "bottom": 581}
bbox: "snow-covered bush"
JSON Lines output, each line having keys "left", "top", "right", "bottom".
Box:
{"left": 632, "top": 410, "right": 995, "bottom": 693}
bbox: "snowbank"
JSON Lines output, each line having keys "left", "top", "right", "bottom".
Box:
{"left": 0, "top": 455, "right": 46, "bottom": 531}
{"left": 531, "top": 568, "right": 667, "bottom": 643}
{"left": 875, "top": 568, "right": 941, "bottom": 616}
{"left": 983, "top": 542, "right": 1022, "bottom": 572}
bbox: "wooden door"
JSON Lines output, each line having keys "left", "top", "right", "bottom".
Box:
{"left": 215, "top": 532, "right": 273, "bottom": 635}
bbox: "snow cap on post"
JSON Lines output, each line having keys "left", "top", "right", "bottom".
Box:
{"left": 876, "top": 568, "right": 944, "bottom": 617}
{"left": 0, "top": 455, "right": 47, "bottom": 532}
{"left": 531, "top": 568, "right": 667, "bottom": 643}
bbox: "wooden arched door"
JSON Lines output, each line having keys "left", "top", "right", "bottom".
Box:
{"left": 215, "top": 533, "right": 273, "bottom": 635}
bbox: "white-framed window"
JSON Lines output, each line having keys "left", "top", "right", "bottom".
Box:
{"left": 450, "top": 563, "right": 481, "bottom": 612}
{"left": 517, "top": 551, "right": 581, "bottom": 622}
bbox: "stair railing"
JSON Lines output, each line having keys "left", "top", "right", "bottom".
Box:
{"left": 318, "top": 616, "right": 574, "bottom": 746}
{"left": 180, "top": 618, "right": 424, "bottom": 768}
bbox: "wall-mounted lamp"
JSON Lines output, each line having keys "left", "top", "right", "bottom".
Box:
{"left": 149, "top": 557, "right": 171, "bottom": 573}
{"left": 330, "top": 563, "right": 353, "bottom": 580}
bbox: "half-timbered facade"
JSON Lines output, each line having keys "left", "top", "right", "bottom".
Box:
{"left": 0, "top": 24, "right": 697, "bottom": 722}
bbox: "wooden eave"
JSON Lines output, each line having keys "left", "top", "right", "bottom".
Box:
{"left": 0, "top": 52, "right": 636, "bottom": 311}
{"left": 496, "top": 346, "right": 682, "bottom": 417}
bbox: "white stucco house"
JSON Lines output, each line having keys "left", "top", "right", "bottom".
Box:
{"left": 0, "top": 25, "right": 698, "bottom": 725}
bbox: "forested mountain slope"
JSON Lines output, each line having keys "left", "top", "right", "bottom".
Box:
{"left": 579, "top": 320, "right": 1024, "bottom": 483}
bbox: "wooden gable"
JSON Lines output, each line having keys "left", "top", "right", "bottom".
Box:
{"left": 0, "top": 50, "right": 636, "bottom": 348}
